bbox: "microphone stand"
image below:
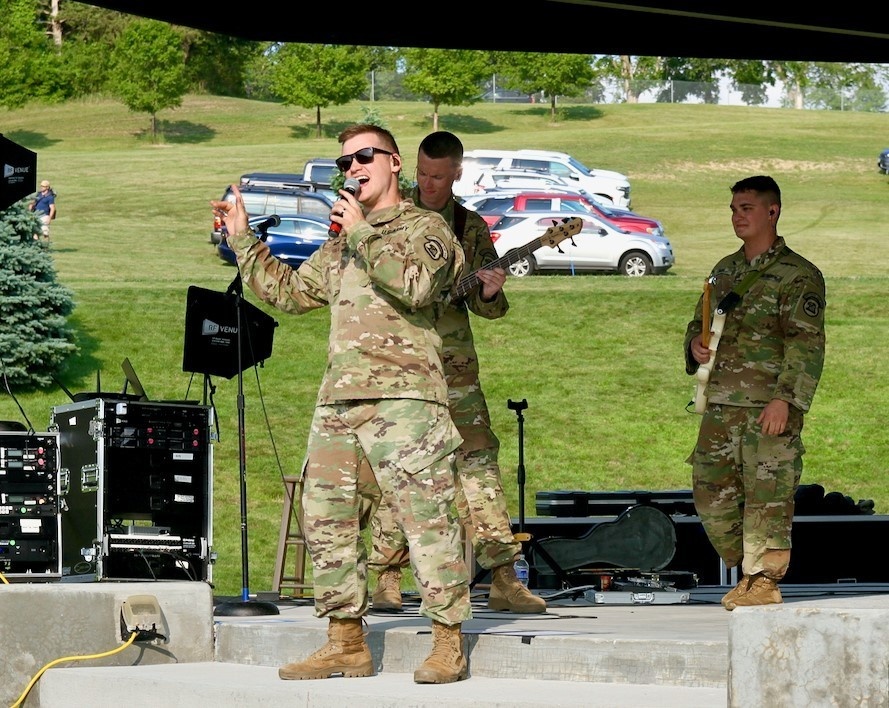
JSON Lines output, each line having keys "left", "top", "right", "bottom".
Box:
{"left": 507, "top": 398, "right": 571, "bottom": 589}
{"left": 214, "top": 232, "right": 279, "bottom": 617}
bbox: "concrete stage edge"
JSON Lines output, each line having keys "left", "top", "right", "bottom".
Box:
{"left": 2, "top": 580, "right": 888, "bottom": 706}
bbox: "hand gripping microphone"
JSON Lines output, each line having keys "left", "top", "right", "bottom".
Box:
{"left": 329, "top": 178, "right": 362, "bottom": 237}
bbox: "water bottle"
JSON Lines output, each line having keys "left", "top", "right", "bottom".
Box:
{"left": 514, "top": 553, "right": 530, "bottom": 587}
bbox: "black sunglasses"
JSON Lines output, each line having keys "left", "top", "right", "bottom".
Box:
{"left": 336, "top": 146, "right": 394, "bottom": 172}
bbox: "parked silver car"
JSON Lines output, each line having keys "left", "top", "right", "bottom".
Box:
{"left": 490, "top": 211, "right": 674, "bottom": 277}
{"left": 209, "top": 179, "right": 332, "bottom": 244}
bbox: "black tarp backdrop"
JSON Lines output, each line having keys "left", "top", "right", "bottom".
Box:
{"left": 0, "top": 135, "right": 37, "bottom": 211}
{"left": 79, "top": 2, "right": 889, "bottom": 63}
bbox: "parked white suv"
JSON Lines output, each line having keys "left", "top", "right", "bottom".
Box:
{"left": 454, "top": 149, "right": 632, "bottom": 209}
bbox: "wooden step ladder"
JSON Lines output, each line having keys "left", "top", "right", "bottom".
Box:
{"left": 273, "top": 476, "right": 312, "bottom": 598}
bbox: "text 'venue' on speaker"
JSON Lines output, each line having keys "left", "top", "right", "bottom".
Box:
{"left": 182, "top": 285, "right": 277, "bottom": 379}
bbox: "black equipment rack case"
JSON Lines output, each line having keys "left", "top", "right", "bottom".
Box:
{"left": 0, "top": 432, "right": 62, "bottom": 580}
{"left": 50, "top": 398, "right": 213, "bottom": 582}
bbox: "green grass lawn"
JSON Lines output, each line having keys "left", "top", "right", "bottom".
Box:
{"left": 2, "top": 96, "right": 887, "bottom": 596}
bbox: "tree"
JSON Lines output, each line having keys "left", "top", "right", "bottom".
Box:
{"left": 494, "top": 51, "right": 596, "bottom": 120}
{"left": 36, "top": 0, "right": 61, "bottom": 46}
{"left": 56, "top": 3, "right": 146, "bottom": 98}
{"left": 361, "top": 46, "right": 398, "bottom": 101}
{"left": 107, "top": 19, "right": 189, "bottom": 141}
{"left": 267, "top": 43, "right": 369, "bottom": 139}
{"left": 0, "top": 0, "right": 67, "bottom": 109}
{"left": 803, "top": 62, "right": 886, "bottom": 112}
{"left": 178, "top": 28, "right": 261, "bottom": 97}
{"left": 723, "top": 60, "right": 776, "bottom": 106}
{"left": 400, "top": 48, "right": 490, "bottom": 131}
{"left": 0, "top": 201, "right": 77, "bottom": 389}
{"left": 594, "top": 55, "right": 665, "bottom": 103}
{"left": 56, "top": 4, "right": 249, "bottom": 99}
{"left": 656, "top": 57, "right": 727, "bottom": 104}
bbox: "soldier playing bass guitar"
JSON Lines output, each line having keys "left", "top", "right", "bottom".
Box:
{"left": 683, "top": 175, "right": 826, "bottom": 612}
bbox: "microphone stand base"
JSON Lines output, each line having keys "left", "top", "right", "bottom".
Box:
{"left": 214, "top": 599, "right": 280, "bottom": 617}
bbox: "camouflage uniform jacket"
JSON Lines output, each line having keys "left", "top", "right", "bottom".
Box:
{"left": 227, "top": 199, "right": 465, "bottom": 405}
{"left": 413, "top": 188, "right": 509, "bottom": 448}
{"left": 684, "top": 236, "right": 826, "bottom": 412}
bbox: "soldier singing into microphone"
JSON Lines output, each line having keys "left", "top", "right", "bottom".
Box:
{"left": 211, "top": 123, "right": 471, "bottom": 685}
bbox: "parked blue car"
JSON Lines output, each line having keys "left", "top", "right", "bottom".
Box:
{"left": 217, "top": 214, "right": 331, "bottom": 267}
{"left": 879, "top": 148, "right": 889, "bottom": 174}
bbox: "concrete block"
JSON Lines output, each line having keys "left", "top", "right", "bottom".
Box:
{"left": 34, "top": 663, "right": 728, "bottom": 708}
{"left": 728, "top": 594, "right": 889, "bottom": 707}
{"left": 215, "top": 614, "right": 727, "bottom": 687}
{"left": 1, "top": 581, "right": 213, "bottom": 707}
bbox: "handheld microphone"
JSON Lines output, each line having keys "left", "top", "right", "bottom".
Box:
{"left": 329, "top": 178, "right": 362, "bottom": 237}
{"left": 254, "top": 214, "right": 281, "bottom": 241}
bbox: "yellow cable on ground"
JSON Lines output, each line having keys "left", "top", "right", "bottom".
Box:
{"left": 0, "top": 571, "right": 9, "bottom": 584}
{"left": 9, "top": 631, "right": 138, "bottom": 708}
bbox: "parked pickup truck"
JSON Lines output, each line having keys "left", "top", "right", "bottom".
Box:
{"left": 302, "top": 159, "right": 338, "bottom": 191}
{"left": 239, "top": 171, "right": 335, "bottom": 201}
{"left": 453, "top": 149, "right": 632, "bottom": 209}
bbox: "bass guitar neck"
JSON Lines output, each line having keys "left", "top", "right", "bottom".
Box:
{"left": 693, "top": 310, "right": 725, "bottom": 414}
{"left": 453, "top": 217, "right": 582, "bottom": 298}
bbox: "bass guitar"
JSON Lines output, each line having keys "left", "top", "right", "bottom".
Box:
{"left": 452, "top": 216, "right": 583, "bottom": 299}
{"left": 693, "top": 276, "right": 725, "bottom": 414}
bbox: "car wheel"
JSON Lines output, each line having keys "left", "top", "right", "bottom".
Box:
{"left": 619, "top": 251, "right": 652, "bottom": 276}
{"left": 508, "top": 253, "right": 537, "bottom": 277}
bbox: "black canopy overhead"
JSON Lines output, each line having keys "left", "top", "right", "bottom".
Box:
{"left": 81, "top": 1, "right": 888, "bottom": 64}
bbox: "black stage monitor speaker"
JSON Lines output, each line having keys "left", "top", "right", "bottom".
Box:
{"left": 183, "top": 285, "right": 277, "bottom": 379}
{"left": 1, "top": 134, "right": 37, "bottom": 210}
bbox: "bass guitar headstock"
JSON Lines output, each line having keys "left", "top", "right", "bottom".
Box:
{"left": 539, "top": 216, "right": 583, "bottom": 251}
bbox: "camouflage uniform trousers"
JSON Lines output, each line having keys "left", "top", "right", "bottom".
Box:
{"left": 302, "top": 398, "right": 472, "bottom": 625}
{"left": 369, "top": 385, "right": 520, "bottom": 573}
{"left": 369, "top": 444, "right": 522, "bottom": 572}
{"left": 688, "top": 403, "right": 804, "bottom": 580}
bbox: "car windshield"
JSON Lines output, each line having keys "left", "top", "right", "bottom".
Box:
{"left": 588, "top": 198, "right": 617, "bottom": 216}
{"left": 567, "top": 155, "right": 593, "bottom": 175}
{"left": 561, "top": 201, "right": 590, "bottom": 214}
{"left": 493, "top": 215, "right": 527, "bottom": 230}
{"left": 311, "top": 164, "right": 338, "bottom": 185}
{"left": 477, "top": 198, "right": 513, "bottom": 214}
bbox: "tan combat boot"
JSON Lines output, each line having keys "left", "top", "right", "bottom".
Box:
{"left": 723, "top": 573, "right": 783, "bottom": 611}
{"left": 487, "top": 562, "right": 547, "bottom": 613}
{"left": 278, "top": 617, "right": 373, "bottom": 680}
{"left": 720, "top": 575, "right": 749, "bottom": 610}
{"left": 371, "top": 566, "right": 403, "bottom": 612}
{"left": 413, "top": 621, "right": 468, "bottom": 684}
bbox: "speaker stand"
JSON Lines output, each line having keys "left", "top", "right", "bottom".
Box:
{"left": 212, "top": 274, "right": 279, "bottom": 618}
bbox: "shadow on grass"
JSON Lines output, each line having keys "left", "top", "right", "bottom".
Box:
{"left": 280, "top": 108, "right": 606, "bottom": 140}
{"left": 556, "top": 105, "right": 605, "bottom": 122}
{"left": 420, "top": 105, "right": 605, "bottom": 133}
{"left": 4, "top": 130, "right": 60, "bottom": 151}
{"left": 416, "top": 114, "right": 502, "bottom": 135}
{"left": 288, "top": 121, "right": 356, "bottom": 141}
{"left": 55, "top": 314, "right": 104, "bottom": 396}
{"left": 137, "top": 121, "right": 217, "bottom": 145}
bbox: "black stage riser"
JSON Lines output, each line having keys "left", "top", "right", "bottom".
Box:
{"left": 512, "top": 514, "right": 889, "bottom": 587}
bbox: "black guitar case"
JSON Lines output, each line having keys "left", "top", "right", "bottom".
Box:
{"left": 532, "top": 504, "right": 676, "bottom": 576}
